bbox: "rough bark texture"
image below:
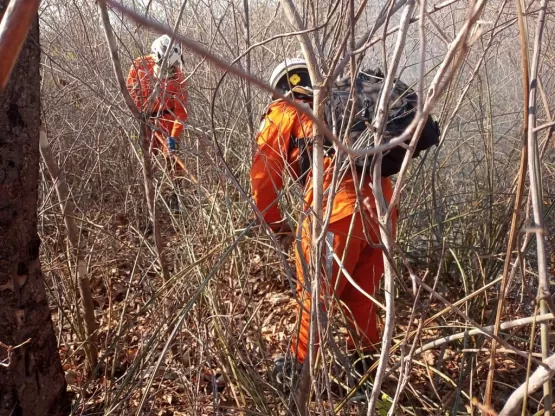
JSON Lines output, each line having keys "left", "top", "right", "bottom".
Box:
{"left": 0, "top": 3, "right": 69, "bottom": 415}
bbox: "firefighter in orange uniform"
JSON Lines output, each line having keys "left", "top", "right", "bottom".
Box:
{"left": 250, "top": 58, "right": 397, "bottom": 384}
{"left": 126, "top": 35, "right": 188, "bottom": 210}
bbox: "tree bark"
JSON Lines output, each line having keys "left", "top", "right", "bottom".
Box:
{"left": 0, "top": 3, "right": 69, "bottom": 415}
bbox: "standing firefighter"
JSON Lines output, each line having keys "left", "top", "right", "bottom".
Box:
{"left": 126, "top": 35, "right": 188, "bottom": 210}
{"left": 250, "top": 58, "right": 398, "bottom": 387}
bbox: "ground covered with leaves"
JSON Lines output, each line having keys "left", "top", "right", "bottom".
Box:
{"left": 39, "top": 190, "right": 553, "bottom": 416}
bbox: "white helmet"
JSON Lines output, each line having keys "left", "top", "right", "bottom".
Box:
{"left": 151, "top": 35, "right": 182, "bottom": 67}
{"left": 269, "top": 58, "right": 312, "bottom": 96}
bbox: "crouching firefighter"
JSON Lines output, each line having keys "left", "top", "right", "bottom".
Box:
{"left": 126, "top": 34, "right": 188, "bottom": 211}
{"left": 250, "top": 58, "right": 399, "bottom": 388}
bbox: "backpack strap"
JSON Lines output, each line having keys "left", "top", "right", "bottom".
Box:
{"left": 289, "top": 136, "right": 311, "bottom": 186}
{"left": 148, "top": 109, "right": 173, "bottom": 118}
{"left": 289, "top": 136, "right": 336, "bottom": 186}
{"left": 290, "top": 136, "right": 307, "bottom": 149}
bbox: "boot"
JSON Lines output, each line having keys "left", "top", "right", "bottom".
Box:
{"left": 329, "top": 351, "right": 375, "bottom": 397}
{"left": 166, "top": 192, "right": 182, "bottom": 213}
{"left": 271, "top": 355, "right": 302, "bottom": 392}
{"left": 349, "top": 351, "right": 375, "bottom": 381}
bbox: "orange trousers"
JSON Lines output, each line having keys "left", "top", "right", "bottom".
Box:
{"left": 147, "top": 125, "right": 184, "bottom": 178}
{"left": 291, "top": 210, "right": 396, "bottom": 363}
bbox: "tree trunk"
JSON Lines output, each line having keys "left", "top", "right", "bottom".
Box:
{"left": 0, "top": 3, "right": 69, "bottom": 415}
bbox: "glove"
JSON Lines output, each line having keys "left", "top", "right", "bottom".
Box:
{"left": 166, "top": 137, "right": 177, "bottom": 153}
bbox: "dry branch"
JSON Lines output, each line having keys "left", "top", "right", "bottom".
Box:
{"left": 33, "top": 0, "right": 555, "bottom": 414}
{"left": 485, "top": 0, "right": 530, "bottom": 405}
{"left": 413, "top": 313, "right": 553, "bottom": 358}
{"left": 367, "top": 1, "right": 416, "bottom": 414}
{"left": 39, "top": 130, "right": 98, "bottom": 370}
{"left": 499, "top": 354, "right": 555, "bottom": 416}
{"left": 101, "top": 0, "right": 438, "bottom": 161}
{"left": 413, "top": 275, "right": 549, "bottom": 369}
{"left": 525, "top": 0, "right": 552, "bottom": 410}
{"left": 278, "top": 0, "right": 326, "bottom": 411}
{"left": 98, "top": 1, "right": 169, "bottom": 281}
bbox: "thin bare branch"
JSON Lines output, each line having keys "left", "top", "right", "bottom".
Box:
{"left": 525, "top": 0, "right": 552, "bottom": 410}
{"left": 499, "top": 354, "right": 555, "bottom": 416}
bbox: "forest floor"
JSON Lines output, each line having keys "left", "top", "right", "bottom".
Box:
{"left": 42, "top": 199, "right": 550, "bottom": 416}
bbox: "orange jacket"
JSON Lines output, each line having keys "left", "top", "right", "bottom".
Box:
{"left": 126, "top": 55, "right": 188, "bottom": 138}
{"left": 250, "top": 99, "right": 394, "bottom": 228}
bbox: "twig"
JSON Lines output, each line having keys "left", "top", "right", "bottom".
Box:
{"left": 413, "top": 275, "right": 549, "bottom": 369}
{"left": 485, "top": 0, "right": 530, "bottom": 406}
{"left": 533, "top": 119, "right": 555, "bottom": 133}
{"left": 409, "top": 313, "right": 553, "bottom": 359}
{"left": 278, "top": 0, "right": 325, "bottom": 412}
{"left": 39, "top": 130, "right": 98, "bottom": 370}
{"left": 277, "top": 0, "right": 323, "bottom": 86}
{"left": 98, "top": 0, "right": 169, "bottom": 281}
{"left": 0, "top": 338, "right": 31, "bottom": 368}
{"left": 473, "top": 398, "right": 500, "bottom": 416}
{"left": 367, "top": 2, "right": 416, "bottom": 415}
{"left": 386, "top": 0, "right": 488, "bottom": 216}
{"left": 499, "top": 354, "right": 555, "bottom": 416}
{"left": 332, "top": 0, "right": 408, "bottom": 77}
{"left": 525, "top": 0, "right": 552, "bottom": 411}
{"left": 100, "top": 0, "right": 446, "bottom": 161}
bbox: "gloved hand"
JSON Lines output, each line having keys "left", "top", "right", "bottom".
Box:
{"left": 166, "top": 136, "right": 177, "bottom": 153}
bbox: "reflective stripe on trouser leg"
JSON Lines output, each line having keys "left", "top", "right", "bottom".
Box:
{"left": 325, "top": 231, "right": 334, "bottom": 280}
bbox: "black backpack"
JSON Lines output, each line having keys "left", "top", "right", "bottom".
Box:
{"left": 325, "top": 68, "right": 440, "bottom": 177}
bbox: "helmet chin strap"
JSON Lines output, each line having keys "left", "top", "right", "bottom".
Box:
{"left": 283, "top": 86, "right": 313, "bottom": 100}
